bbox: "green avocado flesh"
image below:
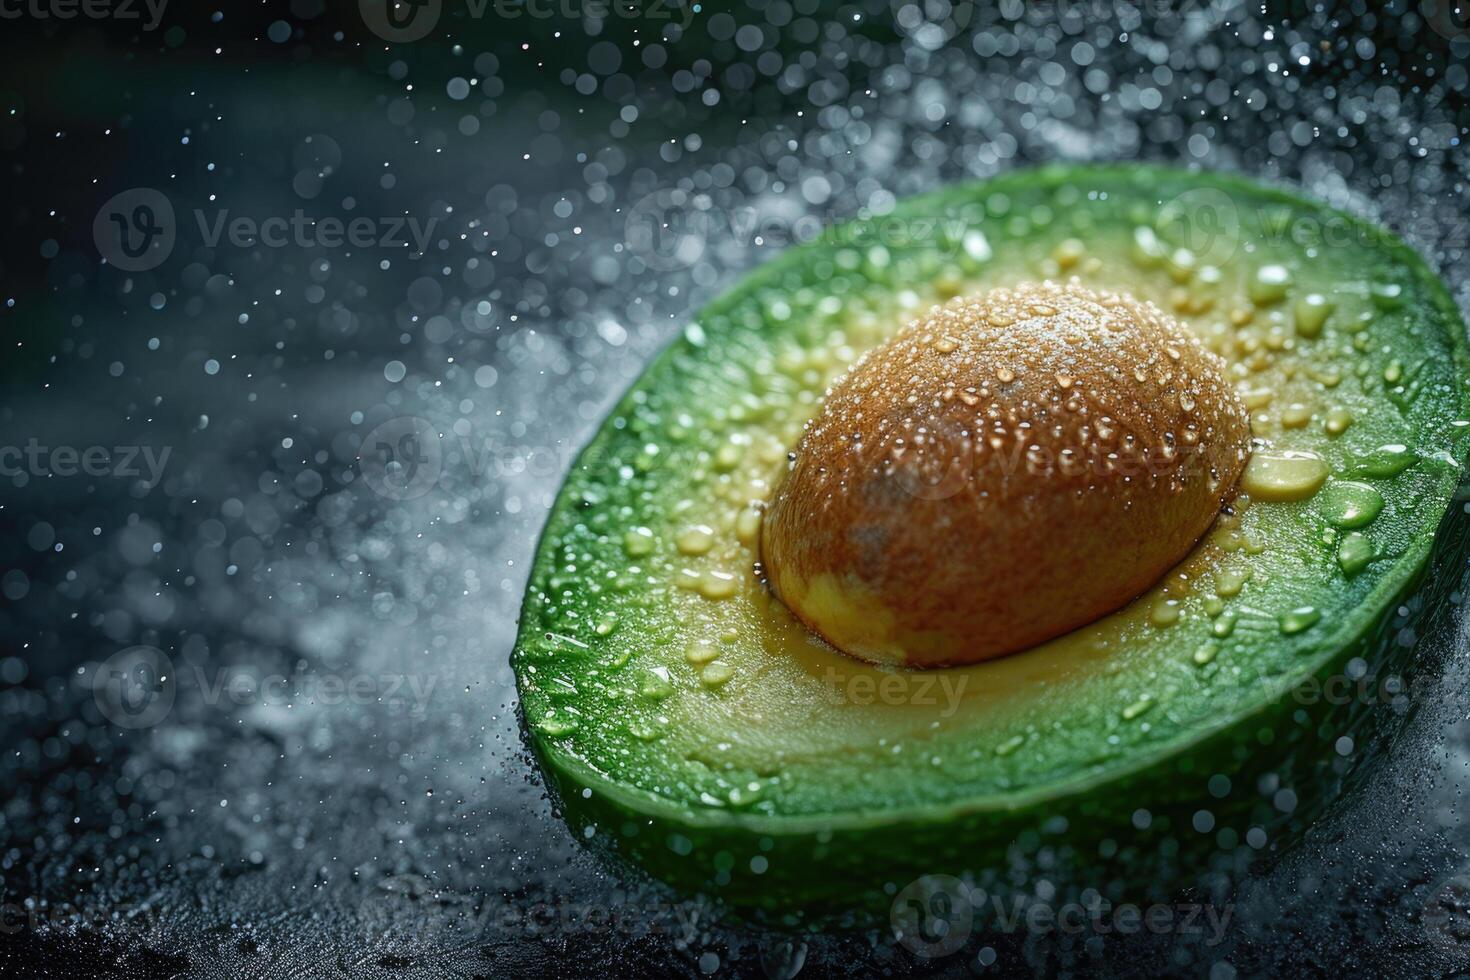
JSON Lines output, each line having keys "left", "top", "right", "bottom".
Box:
{"left": 513, "top": 165, "right": 1470, "bottom": 918}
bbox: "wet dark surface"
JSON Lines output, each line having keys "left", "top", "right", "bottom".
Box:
{"left": 2, "top": 2, "right": 1470, "bottom": 977}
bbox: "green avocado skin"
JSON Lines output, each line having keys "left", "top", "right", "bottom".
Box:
{"left": 514, "top": 165, "right": 1470, "bottom": 925}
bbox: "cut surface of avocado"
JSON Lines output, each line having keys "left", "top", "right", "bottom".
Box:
{"left": 512, "top": 165, "right": 1470, "bottom": 915}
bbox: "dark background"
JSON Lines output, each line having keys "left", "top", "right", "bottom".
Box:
{"left": 1, "top": 1, "right": 1469, "bottom": 976}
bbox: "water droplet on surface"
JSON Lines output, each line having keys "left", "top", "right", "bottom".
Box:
{"left": 1319, "top": 481, "right": 1384, "bottom": 528}
{"left": 1337, "top": 533, "right": 1374, "bottom": 576}
{"left": 1279, "top": 606, "right": 1321, "bottom": 635}
{"left": 1294, "top": 293, "right": 1333, "bottom": 337}
{"left": 1122, "top": 696, "right": 1154, "bottom": 720}
{"left": 1349, "top": 444, "right": 1417, "bottom": 479}
{"left": 685, "top": 640, "right": 720, "bottom": 665}
{"left": 1249, "top": 264, "right": 1292, "bottom": 304}
{"left": 696, "top": 570, "right": 739, "bottom": 600}
{"left": 1240, "top": 450, "right": 1328, "bottom": 502}
{"left": 1214, "top": 565, "right": 1251, "bottom": 598}
{"left": 624, "top": 526, "right": 656, "bottom": 557}
{"left": 535, "top": 713, "right": 579, "bottom": 737}
{"left": 676, "top": 524, "right": 716, "bottom": 556}
{"left": 639, "top": 668, "right": 674, "bottom": 701}
{"left": 700, "top": 662, "right": 735, "bottom": 688}
{"left": 1150, "top": 598, "right": 1183, "bottom": 627}
{"left": 1370, "top": 281, "right": 1404, "bottom": 310}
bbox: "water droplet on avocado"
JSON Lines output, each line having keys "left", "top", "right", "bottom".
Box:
{"left": 1150, "top": 598, "right": 1182, "bottom": 627}
{"left": 1370, "top": 281, "right": 1404, "bottom": 310}
{"left": 628, "top": 717, "right": 668, "bottom": 741}
{"left": 1280, "top": 403, "right": 1311, "bottom": 429}
{"left": 1193, "top": 644, "right": 1219, "bottom": 666}
{"left": 1214, "top": 565, "right": 1252, "bottom": 597}
{"left": 700, "top": 662, "right": 735, "bottom": 689}
{"left": 1319, "top": 481, "right": 1384, "bottom": 528}
{"left": 624, "top": 526, "right": 655, "bottom": 557}
{"left": 1240, "top": 450, "right": 1328, "bottom": 502}
{"left": 1249, "top": 264, "right": 1292, "bottom": 304}
{"left": 1132, "top": 226, "right": 1165, "bottom": 266}
{"left": 1053, "top": 238, "right": 1085, "bottom": 269}
{"left": 685, "top": 640, "right": 720, "bottom": 665}
{"left": 727, "top": 780, "right": 766, "bottom": 807}
{"left": 1337, "top": 533, "right": 1374, "bottom": 576}
{"left": 639, "top": 668, "right": 675, "bottom": 701}
{"left": 535, "top": 713, "right": 579, "bottom": 737}
{"left": 995, "top": 734, "right": 1026, "bottom": 756}
{"left": 1349, "top": 444, "right": 1416, "bottom": 478}
{"left": 675, "top": 525, "right": 716, "bottom": 556}
{"left": 1278, "top": 606, "right": 1321, "bottom": 635}
{"left": 1294, "top": 293, "right": 1333, "bottom": 337}
{"left": 1211, "top": 613, "right": 1237, "bottom": 638}
{"left": 1122, "top": 696, "right": 1154, "bottom": 720}
{"left": 698, "top": 570, "right": 740, "bottom": 600}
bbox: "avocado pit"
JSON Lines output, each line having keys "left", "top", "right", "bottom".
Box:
{"left": 760, "top": 280, "right": 1252, "bottom": 667}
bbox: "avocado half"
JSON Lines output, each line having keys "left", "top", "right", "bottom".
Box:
{"left": 512, "top": 165, "right": 1470, "bottom": 923}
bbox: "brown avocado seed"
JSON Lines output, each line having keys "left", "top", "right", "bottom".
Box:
{"left": 760, "top": 280, "right": 1251, "bottom": 667}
